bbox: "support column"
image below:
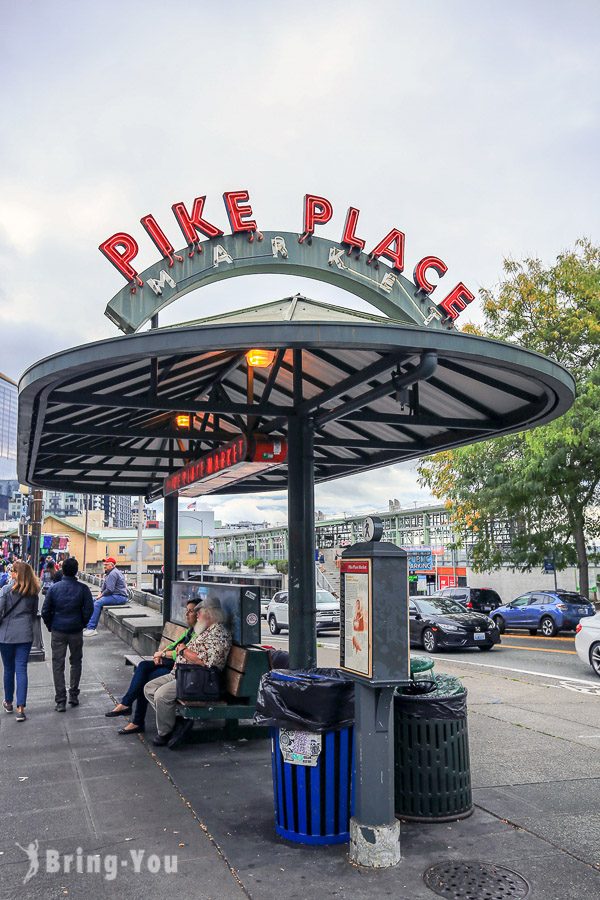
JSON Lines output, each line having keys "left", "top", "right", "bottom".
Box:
{"left": 349, "top": 683, "right": 400, "bottom": 867}
{"left": 287, "top": 415, "right": 316, "bottom": 669}
{"left": 163, "top": 492, "right": 179, "bottom": 625}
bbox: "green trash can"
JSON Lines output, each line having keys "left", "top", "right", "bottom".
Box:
{"left": 394, "top": 674, "right": 472, "bottom": 822}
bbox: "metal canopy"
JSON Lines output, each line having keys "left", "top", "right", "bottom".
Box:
{"left": 18, "top": 296, "right": 575, "bottom": 501}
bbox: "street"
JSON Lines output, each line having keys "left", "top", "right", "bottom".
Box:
{"left": 261, "top": 621, "right": 600, "bottom": 688}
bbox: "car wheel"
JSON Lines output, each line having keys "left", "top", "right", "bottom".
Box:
{"left": 528, "top": 628, "right": 538, "bottom": 636}
{"left": 422, "top": 628, "right": 438, "bottom": 653}
{"left": 541, "top": 616, "right": 558, "bottom": 637}
{"left": 477, "top": 644, "right": 494, "bottom": 651}
{"left": 493, "top": 615, "right": 505, "bottom": 634}
{"left": 589, "top": 643, "right": 600, "bottom": 677}
{"left": 268, "top": 616, "right": 281, "bottom": 635}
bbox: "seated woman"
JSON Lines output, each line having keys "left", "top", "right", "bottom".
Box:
{"left": 105, "top": 601, "right": 198, "bottom": 734}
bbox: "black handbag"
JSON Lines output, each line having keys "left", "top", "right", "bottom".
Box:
{"left": 175, "top": 663, "right": 222, "bottom": 701}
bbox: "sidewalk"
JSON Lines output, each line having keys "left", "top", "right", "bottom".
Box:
{"left": 1, "top": 625, "right": 599, "bottom": 899}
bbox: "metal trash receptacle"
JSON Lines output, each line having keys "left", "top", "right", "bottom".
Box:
{"left": 394, "top": 673, "right": 472, "bottom": 822}
{"left": 271, "top": 724, "right": 354, "bottom": 844}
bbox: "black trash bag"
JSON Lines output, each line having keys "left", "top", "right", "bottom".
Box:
{"left": 395, "top": 674, "right": 467, "bottom": 720}
{"left": 254, "top": 667, "right": 354, "bottom": 733}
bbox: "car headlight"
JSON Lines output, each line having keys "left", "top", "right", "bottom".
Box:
{"left": 440, "top": 623, "right": 465, "bottom": 632}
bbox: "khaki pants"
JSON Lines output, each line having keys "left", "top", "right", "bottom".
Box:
{"left": 144, "top": 672, "right": 178, "bottom": 736}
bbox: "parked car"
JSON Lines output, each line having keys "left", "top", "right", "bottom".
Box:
{"left": 431, "top": 586, "right": 502, "bottom": 613}
{"left": 260, "top": 597, "right": 271, "bottom": 619}
{"left": 267, "top": 589, "right": 340, "bottom": 634}
{"left": 409, "top": 596, "right": 499, "bottom": 652}
{"left": 575, "top": 614, "right": 600, "bottom": 677}
{"left": 491, "top": 591, "right": 596, "bottom": 637}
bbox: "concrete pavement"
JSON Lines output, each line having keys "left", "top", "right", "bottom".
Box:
{"left": 1, "top": 622, "right": 599, "bottom": 899}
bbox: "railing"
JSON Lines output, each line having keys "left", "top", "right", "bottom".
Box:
{"left": 316, "top": 564, "right": 335, "bottom": 593}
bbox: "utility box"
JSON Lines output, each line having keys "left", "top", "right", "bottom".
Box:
{"left": 340, "top": 527, "right": 410, "bottom": 687}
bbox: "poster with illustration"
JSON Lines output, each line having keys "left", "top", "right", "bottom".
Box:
{"left": 340, "top": 559, "right": 372, "bottom": 677}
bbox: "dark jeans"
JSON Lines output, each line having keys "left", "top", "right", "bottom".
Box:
{"left": 51, "top": 630, "right": 84, "bottom": 705}
{"left": 0, "top": 641, "right": 33, "bottom": 707}
{"left": 122, "top": 659, "right": 174, "bottom": 727}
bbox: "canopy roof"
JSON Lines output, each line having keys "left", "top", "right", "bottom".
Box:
{"left": 18, "top": 296, "right": 575, "bottom": 501}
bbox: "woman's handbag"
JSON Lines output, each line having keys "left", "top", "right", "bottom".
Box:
{"left": 175, "top": 663, "right": 222, "bottom": 701}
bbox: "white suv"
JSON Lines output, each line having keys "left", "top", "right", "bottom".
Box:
{"left": 267, "top": 590, "right": 340, "bottom": 634}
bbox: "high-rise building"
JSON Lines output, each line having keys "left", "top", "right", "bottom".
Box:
{"left": 0, "top": 373, "right": 18, "bottom": 517}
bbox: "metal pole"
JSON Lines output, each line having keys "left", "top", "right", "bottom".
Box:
{"left": 82, "top": 495, "right": 89, "bottom": 572}
{"left": 30, "top": 489, "right": 43, "bottom": 574}
{"left": 201, "top": 518, "right": 204, "bottom": 582}
{"left": 163, "top": 492, "right": 179, "bottom": 625}
{"left": 136, "top": 495, "right": 144, "bottom": 589}
{"left": 287, "top": 414, "right": 316, "bottom": 669}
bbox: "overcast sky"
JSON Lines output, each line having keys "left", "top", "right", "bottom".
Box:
{"left": 2, "top": 1, "right": 599, "bottom": 524}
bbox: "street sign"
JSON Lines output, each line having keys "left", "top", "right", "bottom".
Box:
{"left": 543, "top": 557, "right": 555, "bottom": 573}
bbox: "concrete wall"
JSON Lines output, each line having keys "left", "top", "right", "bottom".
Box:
{"left": 466, "top": 566, "right": 600, "bottom": 603}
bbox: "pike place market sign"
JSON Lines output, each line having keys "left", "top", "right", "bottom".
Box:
{"left": 101, "top": 192, "right": 476, "bottom": 334}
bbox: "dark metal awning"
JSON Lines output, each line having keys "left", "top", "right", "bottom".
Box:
{"left": 18, "top": 297, "right": 575, "bottom": 501}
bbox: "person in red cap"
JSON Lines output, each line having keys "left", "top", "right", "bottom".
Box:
{"left": 83, "top": 557, "right": 128, "bottom": 636}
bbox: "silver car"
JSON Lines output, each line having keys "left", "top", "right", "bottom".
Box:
{"left": 267, "top": 589, "right": 340, "bottom": 634}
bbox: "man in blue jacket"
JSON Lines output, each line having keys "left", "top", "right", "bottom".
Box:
{"left": 41, "top": 557, "right": 94, "bottom": 712}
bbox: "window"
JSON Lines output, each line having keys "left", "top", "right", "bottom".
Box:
{"left": 188, "top": 544, "right": 197, "bottom": 554}
{"left": 511, "top": 596, "right": 530, "bottom": 608}
{"left": 118, "top": 545, "right": 126, "bottom": 554}
{"left": 153, "top": 544, "right": 161, "bottom": 554}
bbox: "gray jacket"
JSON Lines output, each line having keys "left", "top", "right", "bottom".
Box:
{"left": 101, "top": 567, "right": 128, "bottom": 597}
{"left": 0, "top": 585, "right": 39, "bottom": 644}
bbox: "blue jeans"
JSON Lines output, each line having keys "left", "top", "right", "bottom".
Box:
{"left": 122, "top": 659, "right": 173, "bottom": 727}
{"left": 0, "top": 642, "right": 33, "bottom": 707}
{"left": 87, "top": 594, "right": 128, "bottom": 629}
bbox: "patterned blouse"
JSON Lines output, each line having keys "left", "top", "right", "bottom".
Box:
{"left": 175, "top": 623, "right": 232, "bottom": 671}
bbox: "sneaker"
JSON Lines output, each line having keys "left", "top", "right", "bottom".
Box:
{"left": 2, "top": 700, "right": 13, "bottom": 713}
{"left": 15, "top": 708, "right": 26, "bottom": 722}
{"left": 55, "top": 703, "right": 66, "bottom": 713}
{"left": 68, "top": 698, "right": 79, "bottom": 707}
{"left": 83, "top": 629, "right": 98, "bottom": 637}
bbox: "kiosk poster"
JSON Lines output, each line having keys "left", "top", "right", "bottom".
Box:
{"left": 340, "top": 559, "right": 372, "bottom": 677}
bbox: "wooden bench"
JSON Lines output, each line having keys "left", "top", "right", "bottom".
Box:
{"left": 125, "top": 623, "right": 271, "bottom": 742}
{"left": 124, "top": 621, "right": 187, "bottom": 668}
{"left": 175, "top": 644, "right": 271, "bottom": 741}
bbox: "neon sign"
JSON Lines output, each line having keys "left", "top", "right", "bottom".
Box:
{"left": 99, "top": 192, "right": 475, "bottom": 322}
{"left": 163, "top": 435, "right": 288, "bottom": 497}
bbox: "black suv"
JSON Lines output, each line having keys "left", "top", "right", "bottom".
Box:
{"left": 431, "top": 586, "right": 502, "bottom": 614}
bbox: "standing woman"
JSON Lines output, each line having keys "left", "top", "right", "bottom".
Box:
{"left": 0, "top": 562, "right": 40, "bottom": 722}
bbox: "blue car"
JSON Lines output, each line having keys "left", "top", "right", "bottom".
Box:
{"left": 491, "top": 590, "right": 596, "bottom": 637}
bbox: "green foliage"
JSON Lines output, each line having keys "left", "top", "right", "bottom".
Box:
{"left": 418, "top": 240, "right": 600, "bottom": 596}
{"left": 274, "top": 559, "right": 289, "bottom": 575}
{"left": 226, "top": 559, "right": 240, "bottom": 571}
{"left": 245, "top": 557, "right": 265, "bottom": 570}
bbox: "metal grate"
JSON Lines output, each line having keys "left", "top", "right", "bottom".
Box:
{"left": 423, "top": 861, "right": 530, "bottom": 900}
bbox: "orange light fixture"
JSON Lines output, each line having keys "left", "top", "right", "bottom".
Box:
{"left": 175, "top": 414, "right": 191, "bottom": 428}
{"left": 246, "top": 348, "right": 275, "bottom": 368}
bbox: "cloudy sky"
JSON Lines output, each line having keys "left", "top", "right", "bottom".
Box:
{"left": 2, "top": 1, "right": 599, "bottom": 525}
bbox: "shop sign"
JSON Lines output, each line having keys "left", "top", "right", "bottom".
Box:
{"left": 100, "top": 192, "right": 475, "bottom": 325}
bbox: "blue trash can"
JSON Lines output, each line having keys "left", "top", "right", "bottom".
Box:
{"left": 270, "top": 724, "right": 354, "bottom": 844}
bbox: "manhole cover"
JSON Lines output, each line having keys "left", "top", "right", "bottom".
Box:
{"left": 423, "top": 861, "right": 530, "bottom": 900}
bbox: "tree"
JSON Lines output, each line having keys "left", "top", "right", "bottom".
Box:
{"left": 418, "top": 240, "right": 600, "bottom": 597}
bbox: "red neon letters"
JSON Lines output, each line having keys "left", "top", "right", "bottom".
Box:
{"left": 98, "top": 232, "right": 140, "bottom": 283}
{"left": 438, "top": 282, "right": 475, "bottom": 320}
{"left": 302, "top": 194, "right": 333, "bottom": 237}
{"left": 341, "top": 207, "right": 366, "bottom": 251}
{"left": 140, "top": 214, "right": 175, "bottom": 263}
{"left": 172, "top": 196, "right": 224, "bottom": 246}
{"left": 368, "top": 228, "right": 405, "bottom": 272}
{"left": 100, "top": 191, "right": 475, "bottom": 322}
{"left": 223, "top": 190, "right": 257, "bottom": 233}
{"left": 413, "top": 256, "right": 448, "bottom": 294}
